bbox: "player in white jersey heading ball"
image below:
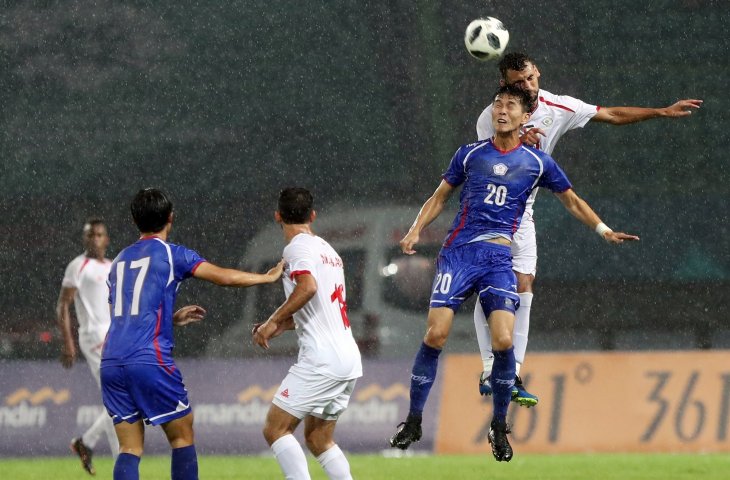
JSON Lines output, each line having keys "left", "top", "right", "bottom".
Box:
{"left": 254, "top": 187, "right": 362, "bottom": 480}
{"left": 474, "top": 52, "right": 703, "bottom": 405}
{"left": 57, "top": 219, "right": 119, "bottom": 475}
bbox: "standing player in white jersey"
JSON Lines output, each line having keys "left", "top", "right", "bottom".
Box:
{"left": 253, "top": 187, "right": 362, "bottom": 480}
{"left": 57, "top": 218, "right": 119, "bottom": 475}
{"left": 473, "top": 52, "right": 703, "bottom": 405}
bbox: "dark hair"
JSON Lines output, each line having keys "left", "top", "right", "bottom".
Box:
{"left": 83, "top": 217, "right": 106, "bottom": 231}
{"left": 278, "top": 187, "right": 314, "bottom": 224}
{"left": 498, "top": 52, "right": 535, "bottom": 80}
{"left": 493, "top": 84, "right": 534, "bottom": 113}
{"left": 131, "top": 188, "right": 173, "bottom": 233}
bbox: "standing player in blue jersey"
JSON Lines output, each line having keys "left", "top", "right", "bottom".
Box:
{"left": 389, "top": 85, "right": 638, "bottom": 461}
{"left": 101, "top": 188, "right": 284, "bottom": 480}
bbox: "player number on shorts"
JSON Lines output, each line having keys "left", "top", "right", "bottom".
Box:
{"left": 433, "top": 273, "right": 452, "bottom": 294}
{"left": 113, "top": 257, "right": 151, "bottom": 316}
{"left": 330, "top": 284, "right": 350, "bottom": 328}
{"left": 484, "top": 184, "right": 507, "bottom": 206}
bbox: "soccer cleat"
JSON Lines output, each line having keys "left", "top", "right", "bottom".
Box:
{"left": 389, "top": 414, "right": 422, "bottom": 450}
{"left": 71, "top": 437, "right": 96, "bottom": 475}
{"left": 479, "top": 373, "right": 539, "bottom": 408}
{"left": 488, "top": 419, "right": 513, "bottom": 462}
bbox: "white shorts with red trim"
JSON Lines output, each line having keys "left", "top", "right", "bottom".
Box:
{"left": 272, "top": 368, "right": 357, "bottom": 421}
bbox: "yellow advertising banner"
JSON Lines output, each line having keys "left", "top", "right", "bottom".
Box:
{"left": 435, "top": 351, "right": 730, "bottom": 453}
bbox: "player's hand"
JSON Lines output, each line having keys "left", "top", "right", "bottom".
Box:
{"left": 173, "top": 305, "right": 206, "bottom": 326}
{"left": 603, "top": 231, "right": 640, "bottom": 244}
{"left": 400, "top": 231, "right": 420, "bottom": 255}
{"left": 60, "top": 344, "right": 77, "bottom": 369}
{"left": 265, "top": 260, "right": 285, "bottom": 282}
{"left": 663, "top": 99, "right": 702, "bottom": 117}
{"left": 520, "top": 127, "right": 545, "bottom": 147}
{"left": 252, "top": 319, "right": 279, "bottom": 349}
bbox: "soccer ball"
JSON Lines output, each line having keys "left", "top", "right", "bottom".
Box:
{"left": 464, "top": 17, "right": 509, "bottom": 61}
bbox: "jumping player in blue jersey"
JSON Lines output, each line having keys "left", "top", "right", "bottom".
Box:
{"left": 389, "top": 85, "right": 638, "bottom": 462}
{"left": 101, "top": 188, "right": 283, "bottom": 480}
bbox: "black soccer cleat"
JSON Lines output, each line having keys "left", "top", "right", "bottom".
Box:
{"left": 487, "top": 419, "right": 513, "bottom": 462}
{"left": 71, "top": 437, "right": 96, "bottom": 475}
{"left": 389, "top": 414, "right": 422, "bottom": 450}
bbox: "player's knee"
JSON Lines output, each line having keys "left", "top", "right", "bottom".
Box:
{"left": 516, "top": 274, "right": 534, "bottom": 293}
{"left": 304, "top": 430, "right": 332, "bottom": 457}
{"left": 491, "top": 331, "right": 513, "bottom": 351}
{"left": 424, "top": 328, "right": 449, "bottom": 349}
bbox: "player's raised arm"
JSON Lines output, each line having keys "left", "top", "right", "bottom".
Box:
{"left": 554, "top": 189, "right": 640, "bottom": 244}
{"left": 56, "top": 286, "right": 78, "bottom": 368}
{"left": 253, "top": 273, "right": 317, "bottom": 349}
{"left": 193, "top": 259, "right": 284, "bottom": 287}
{"left": 401, "top": 180, "right": 455, "bottom": 254}
{"left": 592, "top": 98, "right": 702, "bottom": 125}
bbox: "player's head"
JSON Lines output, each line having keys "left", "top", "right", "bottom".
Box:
{"left": 498, "top": 52, "right": 540, "bottom": 103}
{"left": 491, "top": 84, "right": 533, "bottom": 133}
{"left": 82, "top": 218, "right": 109, "bottom": 257}
{"left": 276, "top": 187, "right": 315, "bottom": 224}
{"left": 131, "top": 188, "right": 174, "bottom": 234}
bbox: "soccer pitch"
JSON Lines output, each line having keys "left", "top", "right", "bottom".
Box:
{"left": 2, "top": 453, "right": 730, "bottom": 479}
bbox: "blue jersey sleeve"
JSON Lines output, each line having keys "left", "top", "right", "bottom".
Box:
{"left": 170, "top": 244, "right": 206, "bottom": 280}
{"left": 537, "top": 154, "right": 572, "bottom": 193}
{"left": 442, "top": 146, "right": 468, "bottom": 187}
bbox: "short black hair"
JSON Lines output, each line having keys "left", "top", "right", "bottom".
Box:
{"left": 83, "top": 217, "right": 106, "bottom": 231}
{"left": 498, "top": 52, "right": 535, "bottom": 79}
{"left": 278, "top": 187, "right": 314, "bottom": 224}
{"left": 493, "top": 84, "right": 534, "bottom": 113}
{"left": 131, "top": 188, "right": 173, "bottom": 233}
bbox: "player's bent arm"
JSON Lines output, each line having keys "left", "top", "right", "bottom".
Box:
{"left": 193, "top": 260, "right": 283, "bottom": 287}
{"left": 56, "top": 287, "right": 77, "bottom": 368}
{"left": 401, "top": 180, "right": 455, "bottom": 254}
{"left": 268, "top": 275, "right": 317, "bottom": 326}
{"left": 592, "top": 99, "right": 702, "bottom": 125}
{"left": 555, "top": 189, "right": 639, "bottom": 244}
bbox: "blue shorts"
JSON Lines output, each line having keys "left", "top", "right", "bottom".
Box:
{"left": 430, "top": 241, "right": 519, "bottom": 316}
{"left": 101, "top": 363, "right": 191, "bottom": 426}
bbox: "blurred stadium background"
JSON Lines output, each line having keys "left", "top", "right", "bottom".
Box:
{"left": 0, "top": 0, "right": 728, "bottom": 465}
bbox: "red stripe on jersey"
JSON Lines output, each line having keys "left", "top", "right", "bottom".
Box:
{"left": 153, "top": 305, "right": 175, "bottom": 374}
{"left": 444, "top": 202, "right": 469, "bottom": 247}
{"left": 191, "top": 260, "right": 205, "bottom": 275}
{"left": 78, "top": 257, "right": 91, "bottom": 274}
{"left": 491, "top": 139, "right": 522, "bottom": 154}
{"left": 290, "top": 270, "right": 311, "bottom": 280}
{"left": 539, "top": 96, "right": 575, "bottom": 113}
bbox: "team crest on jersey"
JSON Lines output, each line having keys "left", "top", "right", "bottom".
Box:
{"left": 493, "top": 163, "right": 508, "bottom": 176}
{"left": 542, "top": 117, "right": 554, "bottom": 126}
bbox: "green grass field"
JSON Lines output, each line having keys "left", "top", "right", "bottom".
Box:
{"left": 2, "top": 453, "right": 730, "bottom": 479}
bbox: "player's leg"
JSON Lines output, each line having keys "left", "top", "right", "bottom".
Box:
{"left": 79, "top": 340, "right": 120, "bottom": 458}
{"left": 305, "top": 417, "right": 351, "bottom": 480}
{"left": 160, "top": 413, "right": 197, "bottom": 480}
{"left": 264, "top": 403, "right": 309, "bottom": 480}
{"left": 112, "top": 420, "right": 144, "bottom": 480}
{"left": 485, "top": 308, "right": 516, "bottom": 462}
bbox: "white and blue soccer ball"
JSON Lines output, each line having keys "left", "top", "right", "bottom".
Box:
{"left": 464, "top": 17, "right": 509, "bottom": 61}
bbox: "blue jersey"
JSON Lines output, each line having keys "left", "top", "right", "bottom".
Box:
{"left": 441, "top": 139, "right": 572, "bottom": 249}
{"left": 101, "top": 236, "right": 205, "bottom": 368}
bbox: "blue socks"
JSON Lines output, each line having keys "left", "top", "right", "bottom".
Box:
{"left": 113, "top": 453, "right": 140, "bottom": 480}
{"left": 492, "top": 347, "right": 516, "bottom": 422}
{"left": 171, "top": 445, "right": 198, "bottom": 480}
{"left": 408, "top": 342, "right": 442, "bottom": 417}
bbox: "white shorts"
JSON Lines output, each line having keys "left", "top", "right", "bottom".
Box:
{"left": 272, "top": 368, "right": 357, "bottom": 421}
{"left": 79, "top": 332, "right": 105, "bottom": 388}
{"left": 511, "top": 214, "right": 537, "bottom": 277}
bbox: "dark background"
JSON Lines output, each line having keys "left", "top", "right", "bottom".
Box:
{"left": 0, "top": 0, "right": 727, "bottom": 359}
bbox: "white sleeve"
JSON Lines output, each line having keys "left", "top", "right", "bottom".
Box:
{"left": 61, "top": 257, "right": 81, "bottom": 288}
{"left": 476, "top": 104, "right": 494, "bottom": 140}
{"left": 552, "top": 94, "right": 598, "bottom": 130}
{"left": 283, "top": 242, "right": 317, "bottom": 281}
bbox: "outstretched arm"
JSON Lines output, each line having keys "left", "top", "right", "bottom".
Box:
{"left": 193, "top": 260, "right": 284, "bottom": 287}
{"left": 400, "top": 180, "right": 455, "bottom": 254}
{"left": 555, "top": 189, "right": 640, "bottom": 244}
{"left": 56, "top": 287, "right": 77, "bottom": 368}
{"left": 253, "top": 274, "right": 316, "bottom": 349}
{"left": 592, "top": 99, "right": 702, "bottom": 125}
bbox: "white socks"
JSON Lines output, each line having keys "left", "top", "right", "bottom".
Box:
{"left": 271, "top": 434, "right": 311, "bottom": 480}
{"left": 475, "top": 292, "right": 534, "bottom": 376}
{"left": 83, "top": 412, "right": 119, "bottom": 458}
{"left": 317, "top": 444, "right": 352, "bottom": 480}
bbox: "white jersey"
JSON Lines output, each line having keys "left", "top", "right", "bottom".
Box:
{"left": 476, "top": 88, "right": 598, "bottom": 216}
{"left": 282, "top": 233, "right": 362, "bottom": 381}
{"left": 61, "top": 254, "right": 112, "bottom": 340}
